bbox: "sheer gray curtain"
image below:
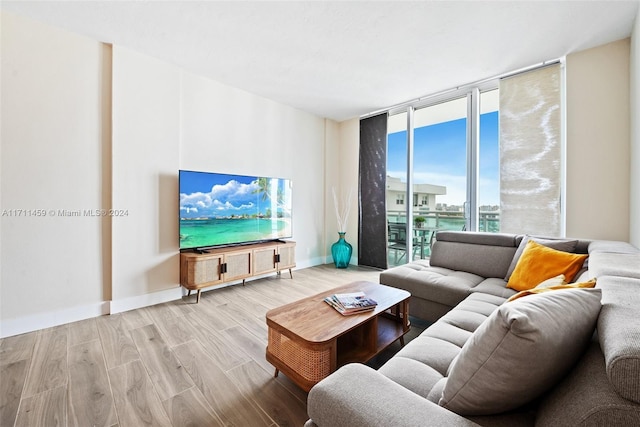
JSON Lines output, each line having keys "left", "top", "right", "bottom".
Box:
{"left": 499, "top": 64, "right": 562, "bottom": 236}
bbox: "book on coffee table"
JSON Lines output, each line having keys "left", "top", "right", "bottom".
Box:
{"left": 324, "top": 291, "right": 377, "bottom": 315}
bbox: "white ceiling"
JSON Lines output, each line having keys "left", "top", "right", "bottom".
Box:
{"left": 2, "top": 1, "right": 638, "bottom": 122}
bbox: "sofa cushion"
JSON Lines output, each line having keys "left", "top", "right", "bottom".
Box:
{"left": 505, "top": 235, "right": 579, "bottom": 280}
{"left": 469, "top": 278, "right": 517, "bottom": 299}
{"left": 378, "top": 357, "right": 444, "bottom": 400}
{"left": 430, "top": 241, "right": 517, "bottom": 279}
{"left": 380, "top": 264, "right": 484, "bottom": 307}
{"left": 506, "top": 240, "right": 588, "bottom": 291}
{"left": 419, "top": 292, "right": 507, "bottom": 347}
{"left": 588, "top": 252, "right": 640, "bottom": 279}
{"left": 439, "top": 288, "right": 602, "bottom": 415}
{"left": 588, "top": 240, "right": 640, "bottom": 254}
{"left": 422, "top": 320, "right": 474, "bottom": 348}
{"left": 435, "top": 231, "right": 518, "bottom": 247}
{"left": 389, "top": 336, "right": 462, "bottom": 377}
{"left": 447, "top": 292, "right": 507, "bottom": 321}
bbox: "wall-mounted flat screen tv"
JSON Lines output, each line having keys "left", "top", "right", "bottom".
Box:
{"left": 179, "top": 170, "right": 293, "bottom": 251}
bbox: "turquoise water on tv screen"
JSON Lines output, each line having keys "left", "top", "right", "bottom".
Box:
{"left": 180, "top": 218, "right": 290, "bottom": 249}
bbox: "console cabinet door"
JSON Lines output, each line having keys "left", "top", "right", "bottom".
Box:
{"left": 223, "top": 249, "right": 252, "bottom": 281}
{"left": 277, "top": 243, "right": 296, "bottom": 271}
{"left": 253, "top": 247, "right": 278, "bottom": 275}
{"left": 181, "top": 253, "right": 224, "bottom": 288}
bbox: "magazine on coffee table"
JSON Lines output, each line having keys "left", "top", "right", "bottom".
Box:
{"left": 324, "top": 291, "right": 377, "bottom": 315}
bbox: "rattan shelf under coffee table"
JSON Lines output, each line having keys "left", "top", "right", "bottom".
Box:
{"left": 265, "top": 281, "right": 411, "bottom": 392}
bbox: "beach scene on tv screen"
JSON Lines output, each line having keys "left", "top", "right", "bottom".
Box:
{"left": 180, "top": 171, "right": 292, "bottom": 249}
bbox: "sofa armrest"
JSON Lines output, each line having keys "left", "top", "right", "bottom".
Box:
{"left": 307, "top": 363, "right": 479, "bottom": 427}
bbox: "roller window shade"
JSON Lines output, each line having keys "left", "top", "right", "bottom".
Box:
{"left": 499, "top": 64, "right": 562, "bottom": 236}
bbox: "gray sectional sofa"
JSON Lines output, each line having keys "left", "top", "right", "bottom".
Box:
{"left": 306, "top": 231, "right": 640, "bottom": 426}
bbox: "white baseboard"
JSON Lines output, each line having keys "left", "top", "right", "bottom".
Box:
{"left": 110, "top": 286, "right": 183, "bottom": 314}
{"left": 0, "top": 288, "right": 184, "bottom": 338}
{"left": 0, "top": 301, "right": 110, "bottom": 339}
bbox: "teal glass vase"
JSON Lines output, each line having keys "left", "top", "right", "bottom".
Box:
{"left": 331, "top": 232, "right": 353, "bottom": 268}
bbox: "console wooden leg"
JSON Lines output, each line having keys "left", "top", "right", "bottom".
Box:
{"left": 196, "top": 289, "right": 201, "bottom": 303}
{"left": 274, "top": 368, "right": 279, "bottom": 377}
{"left": 289, "top": 269, "right": 293, "bottom": 279}
{"left": 187, "top": 289, "right": 191, "bottom": 297}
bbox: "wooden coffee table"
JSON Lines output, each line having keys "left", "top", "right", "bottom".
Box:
{"left": 265, "top": 281, "right": 410, "bottom": 392}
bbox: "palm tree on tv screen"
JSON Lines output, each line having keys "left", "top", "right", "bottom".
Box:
{"left": 252, "top": 177, "right": 270, "bottom": 217}
{"left": 252, "top": 177, "right": 288, "bottom": 218}
{"left": 253, "top": 177, "right": 271, "bottom": 202}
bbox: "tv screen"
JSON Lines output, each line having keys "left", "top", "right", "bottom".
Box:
{"left": 179, "top": 170, "right": 293, "bottom": 251}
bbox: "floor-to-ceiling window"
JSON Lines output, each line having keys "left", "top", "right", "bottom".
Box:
{"left": 386, "top": 87, "right": 499, "bottom": 266}
{"left": 413, "top": 97, "right": 469, "bottom": 232}
{"left": 386, "top": 111, "right": 410, "bottom": 265}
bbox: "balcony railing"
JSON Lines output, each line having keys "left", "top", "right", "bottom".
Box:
{"left": 387, "top": 210, "right": 500, "bottom": 233}
{"left": 386, "top": 210, "right": 500, "bottom": 267}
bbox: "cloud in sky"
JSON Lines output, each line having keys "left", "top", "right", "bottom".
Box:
{"left": 180, "top": 179, "right": 261, "bottom": 217}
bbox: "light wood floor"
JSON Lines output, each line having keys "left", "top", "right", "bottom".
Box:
{"left": 0, "top": 264, "right": 426, "bottom": 427}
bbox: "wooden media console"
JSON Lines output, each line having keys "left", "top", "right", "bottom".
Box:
{"left": 180, "top": 240, "right": 296, "bottom": 302}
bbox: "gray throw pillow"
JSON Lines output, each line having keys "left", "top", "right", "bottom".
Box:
{"left": 439, "top": 288, "right": 602, "bottom": 415}
{"left": 504, "top": 236, "right": 579, "bottom": 280}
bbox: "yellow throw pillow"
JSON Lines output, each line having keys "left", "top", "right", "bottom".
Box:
{"left": 506, "top": 240, "right": 588, "bottom": 292}
{"left": 507, "top": 278, "right": 597, "bottom": 302}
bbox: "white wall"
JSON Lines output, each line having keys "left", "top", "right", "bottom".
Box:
{"left": 337, "top": 118, "right": 361, "bottom": 263}
{"left": 325, "top": 117, "right": 362, "bottom": 265}
{"left": 0, "top": 11, "right": 111, "bottom": 336}
{"left": 631, "top": 8, "right": 640, "bottom": 248}
{"left": 324, "top": 119, "right": 340, "bottom": 262}
{"left": 566, "top": 39, "right": 631, "bottom": 241}
{"left": 110, "top": 46, "right": 181, "bottom": 310}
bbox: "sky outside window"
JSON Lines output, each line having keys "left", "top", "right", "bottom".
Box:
{"left": 388, "top": 106, "right": 499, "bottom": 208}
